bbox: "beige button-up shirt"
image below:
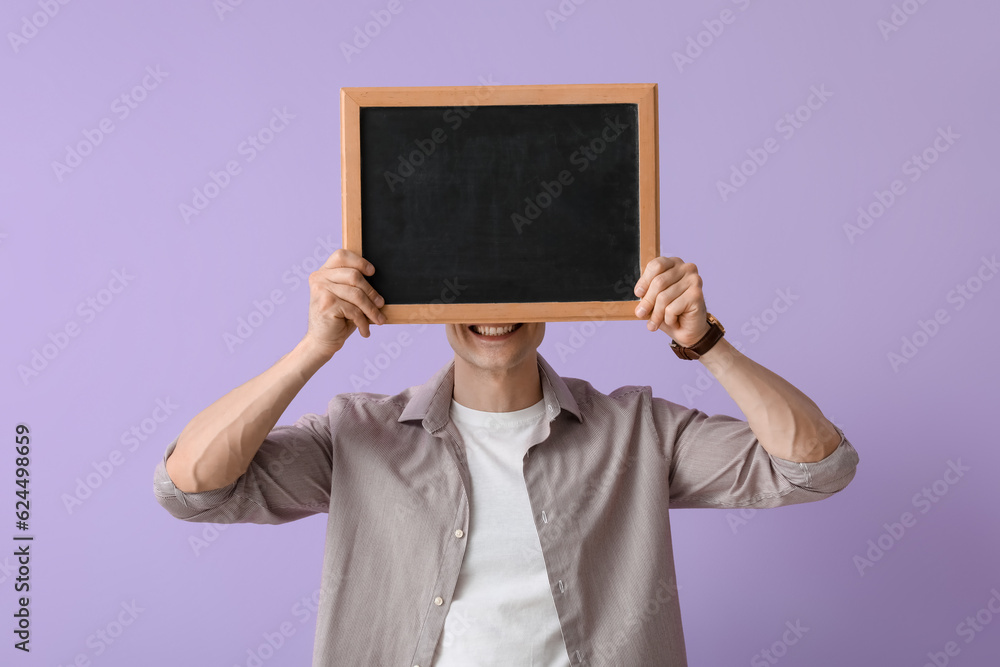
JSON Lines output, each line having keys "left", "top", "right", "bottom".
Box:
{"left": 153, "top": 353, "right": 859, "bottom": 666}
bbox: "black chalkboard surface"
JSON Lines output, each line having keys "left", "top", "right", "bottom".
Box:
{"left": 341, "top": 84, "right": 659, "bottom": 323}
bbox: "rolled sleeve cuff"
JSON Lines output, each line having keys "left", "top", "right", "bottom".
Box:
{"left": 153, "top": 436, "right": 238, "bottom": 513}
{"left": 768, "top": 427, "right": 860, "bottom": 494}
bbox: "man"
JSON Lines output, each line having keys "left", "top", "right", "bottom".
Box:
{"left": 154, "top": 249, "right": 859, "bottom": 666}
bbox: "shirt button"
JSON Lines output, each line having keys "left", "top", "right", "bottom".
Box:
{"left": 434, "top": 596, "right": 444, "bottom": 606}
{"left": 454, "top": 529, "right": 465, "bottom": 538}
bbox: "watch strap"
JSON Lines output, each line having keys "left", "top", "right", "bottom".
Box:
{"left": 670, "top": 314, "right": 725, "bottom": 360}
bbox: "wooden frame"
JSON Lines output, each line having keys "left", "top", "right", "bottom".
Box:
{"left": 340, "top": 83, "right": 659, "bottom": 323}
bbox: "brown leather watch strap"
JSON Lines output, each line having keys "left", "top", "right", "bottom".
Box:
{"left": 670, "top": 314, "right": 725, "bottom": 360}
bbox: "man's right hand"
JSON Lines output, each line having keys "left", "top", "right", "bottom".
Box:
{"left": 303, "top": 248, "right": 386, "bottom": 356}
{"left": 163, "top": 247, "right": 384, "bottom": 494}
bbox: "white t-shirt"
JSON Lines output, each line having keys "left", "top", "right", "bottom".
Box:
{"left": 432, "top": 398, "right": 571, "bottom": 666}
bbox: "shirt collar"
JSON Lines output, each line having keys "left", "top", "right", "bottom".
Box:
{"left": 397, "top": 352, "right": 583, "bottom": 432}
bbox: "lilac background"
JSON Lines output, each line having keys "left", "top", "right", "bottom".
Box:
{"left": 3, "top": 0, "right": 999, "bottom": 665}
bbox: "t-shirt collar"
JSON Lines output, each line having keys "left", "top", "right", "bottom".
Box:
{"left": 397, "top": 352, "right": 583, "bottom": 432}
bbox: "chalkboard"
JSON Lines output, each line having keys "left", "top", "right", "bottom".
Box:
{"left": 341, "top": 84, "right": 659, "bottom": 323}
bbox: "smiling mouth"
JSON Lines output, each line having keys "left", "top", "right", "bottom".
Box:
{"left": 468, "top": 323, "right": 523, "bottom": 337}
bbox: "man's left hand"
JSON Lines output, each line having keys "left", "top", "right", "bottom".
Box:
{"left": 633, "top": 257, "right": 711, "bottom": 347}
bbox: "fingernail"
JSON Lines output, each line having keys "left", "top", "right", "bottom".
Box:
{"left": 635, "top": 305, "right": 647, "bottom": 318}
{"left": 375, "top": 296, "right": 384, "bottom": 306}
{"left": 379, "top": 314, "right": 387, "bottom": 324}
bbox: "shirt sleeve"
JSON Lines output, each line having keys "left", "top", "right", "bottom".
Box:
{"left": 152, "top": 405, "right": 335, "bottom": 524}
{"left": 649, "top": 396, "right": 860, "bottom": 510}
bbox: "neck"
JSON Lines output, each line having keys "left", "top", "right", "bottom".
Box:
{"left": 452, "top": 353, "right": 543, "bottom": 412}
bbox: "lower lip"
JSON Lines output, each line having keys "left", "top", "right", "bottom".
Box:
{"left": 469, "top": 324, "right": 522, "bottom": 341}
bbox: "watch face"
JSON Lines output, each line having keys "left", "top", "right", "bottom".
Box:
{"left": 707, "top": 313, "right": 725, "bottom": 334}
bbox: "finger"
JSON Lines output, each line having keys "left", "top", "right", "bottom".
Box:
{"left": 654, "top": 284, "right": 704, "bottom": 334}
{"left": 643, "top": 262, "right": 700, "bottom": 314}
{"left": 308, "top": 270, "right": 382, "bottom": 331}
{"left": 309, "top": 270, "right": 384, "bottom": 325}
{"left": 647, "top": 271, "right": 701, "bottom": 330}
{"left": 640, "top": 276, "right": 689, "bottom": 327}
{"left": 635, "top": 263, "right": 686, "bottom": 318}
{"left": 340, "top": 302, "right": 371, "bottom": 338}
{"left": 326, "top": 280, "right": 386, "bottom": 326}
{"left": 634, "top": 256, "right": 682, "bottom": 298}
{"left": 324, "top": 266, "right": 385, "bottom": 310}
{"left": 321, "top": 248, "right": 375, "bottom": 276}
{"left": 648, "top": 289, "right": 675, "bottom": 332}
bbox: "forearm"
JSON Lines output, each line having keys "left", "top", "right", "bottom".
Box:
{"left": 695, "top": 337, "right": 841, "bottom": 462}
{"left": 165, "top": 336, "right": 335, "bottom": 493}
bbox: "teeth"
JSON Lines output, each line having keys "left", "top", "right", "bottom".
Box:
{"left": 472, "top": 324, "right": 517, "bottom": 336}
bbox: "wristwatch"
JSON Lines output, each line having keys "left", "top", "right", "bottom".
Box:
{"left": 670, "top": 313, "right": 725, "bottom": 360}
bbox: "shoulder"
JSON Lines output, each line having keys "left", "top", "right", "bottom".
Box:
{"left": 560, "top": 373, "right": 654, "bottom": 414}
{"left": 321, "top": 385, "right": 415, "bottom": 420}
{"left": 555, "top": 371, "right": 695, "bottom": 426}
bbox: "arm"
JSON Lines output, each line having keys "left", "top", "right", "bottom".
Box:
{"left": 650, "top": 394, "right": 855, "bottom": 509}
{"left": 163, "top": 249, "right": 386, "bottom": 494}
{"left": 634, "top": 257, "right": 842, "bottom": 463}
{"left": 164, "top": 338, "right": 331, "bottom": 493}
{"left": 695, "top": 337, "right": 841, "bottom": 462}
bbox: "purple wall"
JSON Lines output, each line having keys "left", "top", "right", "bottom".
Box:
{"left": 4, "top": 0, "right": 999, "bottom": 665}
